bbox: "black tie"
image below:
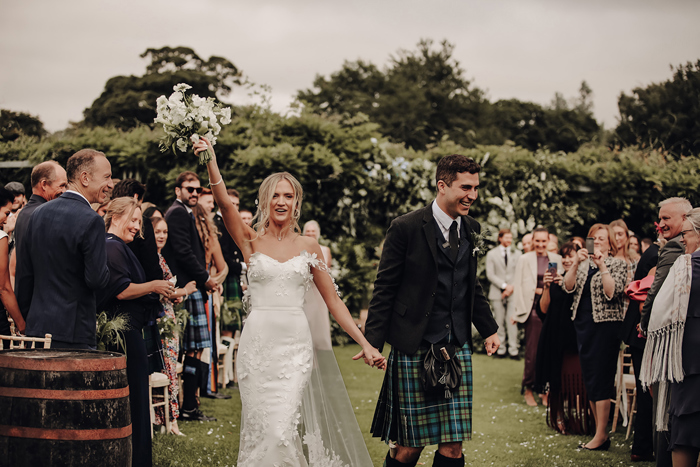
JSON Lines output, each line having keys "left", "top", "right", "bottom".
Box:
{"left": 449, "top": 221, "right": 459, "bottom": 262}
{"left": 504, "top": 250, "right": 508, "bottom": 266}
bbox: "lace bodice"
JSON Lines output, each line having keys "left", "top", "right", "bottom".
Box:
{"left": 246, "top": 251, "right": 324, "bottom": 309}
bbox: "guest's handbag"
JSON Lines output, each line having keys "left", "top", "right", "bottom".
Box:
{"left": 626, "top": 274, "right": 655, "bottom": 302}
{"left": 421, "top": 344, "right": 462, "bottom": 399}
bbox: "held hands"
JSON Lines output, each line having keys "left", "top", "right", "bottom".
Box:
{"left": 353, "top": 346, "right": 387, "bottom": 371}
{"left": 484, "top": 333, "right": 500, "bottom": 356}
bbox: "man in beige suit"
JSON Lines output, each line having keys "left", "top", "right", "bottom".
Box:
{"left": 511, "top": 227, "right": 563, "bottom": 406}
{"left": 485, "top": 229, "right": 521, "bottom": 358}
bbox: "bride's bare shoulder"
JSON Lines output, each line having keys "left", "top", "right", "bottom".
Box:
{"left": 297, "top": 235, "right": 318, "bottom": 250}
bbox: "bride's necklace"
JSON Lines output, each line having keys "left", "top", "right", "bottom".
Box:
{"left": 275, "top": 226, "right": 291, "bottom": 242}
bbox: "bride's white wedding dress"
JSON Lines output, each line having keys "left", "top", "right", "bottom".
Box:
{"left": 236, "top": 251, "right": 373, "bottom": 466}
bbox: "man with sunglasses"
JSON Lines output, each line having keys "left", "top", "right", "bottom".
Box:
{"left": 163, "top": 171, "right": 218, "bottom": 422}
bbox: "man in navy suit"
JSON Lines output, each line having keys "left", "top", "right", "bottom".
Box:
{"left": 16, "top": 149, "right": 112, "bottom": 349}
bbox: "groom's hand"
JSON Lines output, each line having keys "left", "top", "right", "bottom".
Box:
{"left": 484, "top": 333, "right": 500, "bottom": 356}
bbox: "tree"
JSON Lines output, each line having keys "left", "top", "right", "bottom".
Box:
{"left": 614, "top": 60, "right": 700, "bottom": 157}
{"left": 0, "top": 109, "right": 47, "bottom": 141}
{"left": 82, "top": 47, "right": 242, "bottom": 130}
{"left": 298, "top": 39, "right": 487, "bottom": 150}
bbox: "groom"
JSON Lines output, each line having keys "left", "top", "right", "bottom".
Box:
{"left": 365, "top": 154, "right": 500, "bottom": 467}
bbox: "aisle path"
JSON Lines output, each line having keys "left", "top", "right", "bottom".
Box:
{"left": 152, "top": 344, "right": 654, "bottom": 467}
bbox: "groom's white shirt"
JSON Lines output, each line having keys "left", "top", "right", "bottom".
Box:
{"left": 432, "top": 199, "right": 461, "bottom": 240}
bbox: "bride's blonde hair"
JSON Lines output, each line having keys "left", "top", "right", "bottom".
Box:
{"left": 253, "top": 172, "right": 303, "bottom": 236}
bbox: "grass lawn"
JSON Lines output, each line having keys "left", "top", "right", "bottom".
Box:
{"left": 153, "top": 344, "right": 655, "bottom": 466}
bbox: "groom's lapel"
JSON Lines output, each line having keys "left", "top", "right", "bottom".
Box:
{"left": 422, "top": 207, "right": 439, "bottom": 269}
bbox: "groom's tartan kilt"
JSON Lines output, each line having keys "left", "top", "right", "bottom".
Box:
{"left": 371, "top": 343, "right": 473, "bottom": 447}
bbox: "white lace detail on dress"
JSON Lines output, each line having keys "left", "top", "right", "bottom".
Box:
{"left": 303, "top": 429, "right": 347, "bottom": 467}
{"left": 236, "top": 250, "right": 367, "bottom": 467}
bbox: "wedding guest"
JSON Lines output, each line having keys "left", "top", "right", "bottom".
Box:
{"left": 564, "top": 223, "right": 627, "bottom": 451}
{"left": 610, "top": 219, "right": 634, "bottom": 264}
{"left": 142, "top": 204, "right": 163, "bottom": 220}
{"left": 535, "top": 241, "right": 592, "bottom": 435}
{"left": 111, "top": 179, "right": 162, "bottom": 282}
{"left": 13, "top": 161, "right": 67, "bottom": 254}
{"left": 303, "top": 220, "right": 332, "bottom": 266}
{"left": 2, "top": 181, "right": 26, "bottom": 254}
{"left": 152, "top": 216, "right": 197, "bottom": 436}
{"left": 192, "top": 201, "right": 230, "bottom": 399}
{"left": 0, "top": 187, "right": 25, "bottom": 335}
{"left": 522, "top": 233, "right": 533, "bottom": 253}
{"left": 549, "top": 233, "right": 559, "bottom": 250}
{"left": 629, "top": 235, "right": 642, "bottom": 258}
{"left": 485, "top": 229, "right": 520, "bottom": 358}
{"left": 610, "top": 219, "right": 635, "bottom": 311}
{"left": 639, "top": 197, "right": 692, "bottom": 466}
{"left": 640, "top": 209, "right": 700, "bottom": 467}
{"left": 240, "top": 209, "right": 253, "bottom": 227}
{"left": 512, "top": 227, "right": 562, "bottom": 406}
{"left": 16, "top": 149, "right": 112, "bottom": 349}
{"left": 97, "top": 197, "right": 172, "bottom": 467}
{"left": 161, "top": 171, "right": 218, "bottom": 422}
{"left": 4, "top": 181, "right": 26, "bottom": 214}
{"left": 641, "top": 237, "right": 654, "bottom": 254}
{"left": 10, "top": 161, "right": 68, "bottom": 283}
{"left": 619, "top": 233, "right": 660, "bottom": 462}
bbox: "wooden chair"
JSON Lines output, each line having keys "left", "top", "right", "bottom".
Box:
{"left": 0, "top": 333, "right": 52, "bottom": 350}
{"left": 149, "top": 372, "right": 170, "bottom": 437}
{"left": 612, "top": 345, "right": 636, "bottom": 432}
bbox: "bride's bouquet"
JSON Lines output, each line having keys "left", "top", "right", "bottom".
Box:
{"left": 154, "top": 83, "right": 232, "bottom": 164}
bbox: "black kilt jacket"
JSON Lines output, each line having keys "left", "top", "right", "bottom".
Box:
{"left": 364, "top": 205, "right": 498, "bottom": 355}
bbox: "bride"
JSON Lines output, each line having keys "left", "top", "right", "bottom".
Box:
{"left": 193, "top": 138, "right": 386, "bottom": 466}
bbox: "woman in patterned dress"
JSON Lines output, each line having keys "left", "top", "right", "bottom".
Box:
{"left": 152, "top": 216, "right": 197, "bottom": 435}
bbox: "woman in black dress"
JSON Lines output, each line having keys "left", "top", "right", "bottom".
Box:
{"left": 96, "top": 197, "right": 172, "bottom": 467}
{"left": 535, "top": 241, "right": 593, "bottom": 435}
{"left": 563, "top": 224, "right": 627, "bottom": 451}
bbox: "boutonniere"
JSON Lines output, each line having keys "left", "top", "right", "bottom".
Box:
{"left": 470, "top": 230, "right": 490, "bottom": 257}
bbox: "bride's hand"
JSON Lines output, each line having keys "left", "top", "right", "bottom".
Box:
{"left": 353, "top": 346, "right": 387, "bottom": 371}
{"left": 192, "top": 137, "right": 216, "bottom": 161}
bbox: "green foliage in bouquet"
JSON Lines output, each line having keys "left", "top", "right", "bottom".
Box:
{"left": 220, "top": 299, "right": 242, "bottom": 330}
{"left": 158, "top": 305, "right": 189, "bottom": 341}
{"left": 96, "top": 311, "right": 129, "bottom": 352}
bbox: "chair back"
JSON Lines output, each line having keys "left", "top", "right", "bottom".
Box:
{"left": 0, "top": 334, "right": 53, "bottom": 350}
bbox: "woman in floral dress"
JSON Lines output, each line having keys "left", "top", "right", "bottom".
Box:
{"left": 153, "top": 216, "right": 197, "bottom": 435}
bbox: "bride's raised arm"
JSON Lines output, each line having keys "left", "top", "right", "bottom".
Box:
{"left": 194, "top": 138, "right": 256, "bottom": 262}
{"left": 302, "top": 237, "right": 387, "bottom": 370}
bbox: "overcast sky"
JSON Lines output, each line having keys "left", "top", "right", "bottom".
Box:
{"left": 1, "top": 0, "right": 698, "bottom": 132}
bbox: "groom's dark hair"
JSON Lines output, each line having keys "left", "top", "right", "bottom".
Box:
{"left": 436, "top": 154, "right": 481, "bottom": 188}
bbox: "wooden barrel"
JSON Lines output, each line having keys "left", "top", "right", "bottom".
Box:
{"left": 0, "top": 349, "right": 132, "bottom": 467}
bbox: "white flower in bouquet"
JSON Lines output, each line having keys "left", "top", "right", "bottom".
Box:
{"left": 154, "top": 83, "right": 232, "bottom": 164}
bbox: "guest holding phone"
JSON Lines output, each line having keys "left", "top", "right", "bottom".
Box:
{"left": 564, "top": 224, "right": 628, "bottom": 451}
{"left": 535, "top": 241, "right": 593, "bottom": 435}
{"left": 512, "top": 227, "right": 563, "bottom": 406}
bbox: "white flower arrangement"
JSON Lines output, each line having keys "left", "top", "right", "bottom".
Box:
{"left": 154, "top": 83, "right": 232, "bottom": 164}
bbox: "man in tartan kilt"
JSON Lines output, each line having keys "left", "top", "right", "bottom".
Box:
{"left": 162, "top": 171, "right": 219, "bottom": 422}
{"left": 365, "top": 155, "right": 500, "bottom": 467}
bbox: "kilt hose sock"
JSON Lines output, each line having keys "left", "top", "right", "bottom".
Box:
{"left": 182, "top": 355, "right": 200, "bottom": 411}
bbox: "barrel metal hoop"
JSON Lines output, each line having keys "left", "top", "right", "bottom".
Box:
{"left": 0, "top": 424, "right": 132, "bottom": 440}
{"left": 0, "top": 387, "right": 130, "bottom": 400}
{"left": 0, "top": 355, "right": 127, "bottom": 372}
